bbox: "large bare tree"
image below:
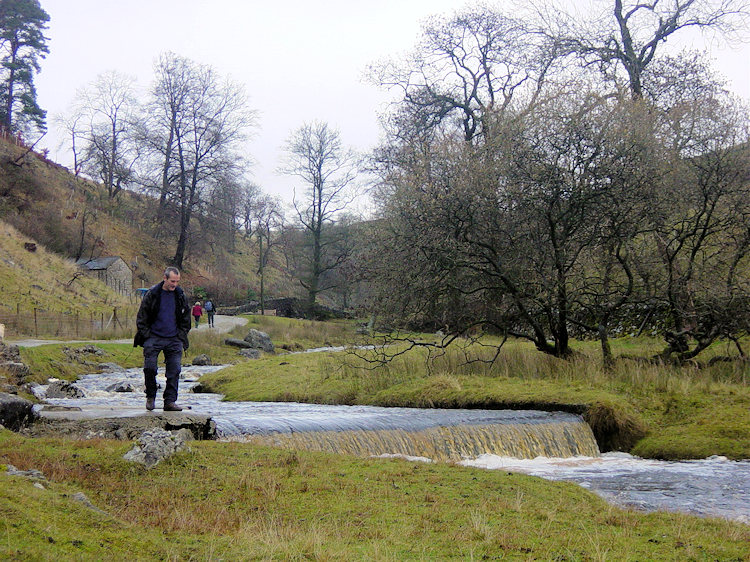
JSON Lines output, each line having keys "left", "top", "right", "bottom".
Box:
{"left": 368, "top": 87, "right": 661, "bottom": 359}
{"left": 73, "top": 71, "right": 140, "bottom": 199}
{"left": 536, "top": 0, "right": 750, "bottom": 98}
{"left": 280, "top": 121, "right": 357, "bottom": 309}
{"left": 369, "top": 6, "right": 560, "bottom": 145}
{"left": 140, "top": 54, "right": 255, "bottom": 268}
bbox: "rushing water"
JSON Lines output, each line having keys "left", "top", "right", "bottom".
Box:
{"left": 462, "top": 453, "right": 750, "bottom": 524}
{"left": 36, "top": 365, "right": 750, "bottom": 523}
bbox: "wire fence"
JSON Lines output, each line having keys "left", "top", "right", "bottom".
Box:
{"left": 0, "top": 304, "right": 138, "bottom": 340}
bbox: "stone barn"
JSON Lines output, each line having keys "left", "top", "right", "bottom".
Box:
{"left": 75, "top": 256, "right": 133, "bottom": 296}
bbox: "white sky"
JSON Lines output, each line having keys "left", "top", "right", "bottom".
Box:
{"left": 35, "top": 0, "right": 750, "bottom": 210}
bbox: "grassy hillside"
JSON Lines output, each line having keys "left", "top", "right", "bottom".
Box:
{"left": 0, "top": 221, "right": 132, "bottom": 315}
{"left": 0, "top": 138, "right": 296, "bottom": 305}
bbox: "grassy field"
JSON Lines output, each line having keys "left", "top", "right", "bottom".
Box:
{"left": 1, "top": 431, "right": 749, "bottom": 560}
{"left": 5, "top": 315, "right": 750, "bottom": 559}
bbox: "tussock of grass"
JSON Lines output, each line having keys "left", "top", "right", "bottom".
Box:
{"left": 584, "top": 400, "right": 648, "bottom": 452}
{"left": 1, "top": 431, "right": 748, "bottom": 560}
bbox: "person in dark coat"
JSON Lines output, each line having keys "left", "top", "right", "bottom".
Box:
{"left": 134, "top": 266, "right": 191, "bottom": 411}
{"left": 204, "top": 299, "right": 215, "bottom": 328}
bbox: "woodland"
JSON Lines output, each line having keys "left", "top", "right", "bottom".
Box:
{"left": 1, "top": 0, "right": 750, "bottom": 366}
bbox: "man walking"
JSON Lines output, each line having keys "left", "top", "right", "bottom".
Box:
{"left": 204, "top": 299, "right": 215, "bottom": 328}
{"left": 134, "top": 266, "right": 191, "bottom": 411}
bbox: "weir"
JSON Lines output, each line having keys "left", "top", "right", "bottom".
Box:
{"left": 37, "top": 366, "right": 750, "bottom": 522}
{"left": 37, "top": 366, "right": 601, "bottom": 461}
{"left": 230, "top": 417, "right": 600, "bottom": 461}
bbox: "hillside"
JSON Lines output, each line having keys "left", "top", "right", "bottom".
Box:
{"left": 0, "top": 137, "right": 296, "bottom": 306}
{"left": 0, "top": 220, "right": 132, "bottom": 314}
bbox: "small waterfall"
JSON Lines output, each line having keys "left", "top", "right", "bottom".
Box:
{"left": 235, "top": 419, "right": 600, "bottom": 461}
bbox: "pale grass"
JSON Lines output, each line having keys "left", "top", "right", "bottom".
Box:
{"left": 246, "top": 314, "right": 353, "bottom": 349}
{"left": 469, "top": 509, "right": 494, "bottom": 542}
{"left": 0, "top": 220, "right": 133, "bottom": 317}
{"left": 237, "top": 513, "right": 344, "bottom": 561}
{"left": 579, "top": 523, "right": 612, "bottom": 562}
{"left": 347, "top": 337, "right": 748, "bottom": 398}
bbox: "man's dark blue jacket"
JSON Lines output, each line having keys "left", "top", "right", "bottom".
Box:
{"left": 133, "top": 281, "right": 191, "bottom": 349}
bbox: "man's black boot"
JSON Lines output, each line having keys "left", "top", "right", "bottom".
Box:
{"left": 146, "top": 397, "right": 155, "bottom": 411}
{"left": 164, "top": 402, "right": 183, "bottom": 411}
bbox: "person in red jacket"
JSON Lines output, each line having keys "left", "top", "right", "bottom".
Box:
{"left": 192, "top": 301, "right": 203, "bottom": 328}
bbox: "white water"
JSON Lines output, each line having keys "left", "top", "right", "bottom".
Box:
{"left": 462, "top": 453, "right": 750, "bottom": 523}
{"left": 36, "top": 364, "right": 750, "bottom": 524}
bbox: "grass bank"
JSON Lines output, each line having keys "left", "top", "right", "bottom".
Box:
{"left": 1, "top": 431, "right": 748, "bottom": 560}
{"left": 196, "top": 324, "right": 750, "bottom": 460}
{"left": 14, "top": 315, "right": 750, "bottom": 459}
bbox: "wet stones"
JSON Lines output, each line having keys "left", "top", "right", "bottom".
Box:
{"left": 0, "top": 341, "right": 31, "bottom": 386}
{"left": 62, "top": 345, "right": 106, "bottom": 368}
{"left": 98, "top": 362, "right": 126, "bottom": 373}
{"left": 0, "top": 392, "right": 37, "bottom": 430}
{"left": 225, "top": 328, "right": 274, "bottom": 359}
{"left": 224, "top": 337, "right": 254, "bottom": 349}
{"left": 105, "top": 381, "right": 136, "bottom": 393}
{"left": 191, "top": 354, "right": 212, "bottom": 366}
{"left": 45, "top": 380, "right": 85, "bottom": 398}
{"left": 25, "top": 413, "right": 217, "bottom": 441}
{"left": 123, "top": 427, "right": 192, "bottom": 468}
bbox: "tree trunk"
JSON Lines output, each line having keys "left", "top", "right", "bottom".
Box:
{"left": 598, "top": 322, "right": 614, "bottom": 370}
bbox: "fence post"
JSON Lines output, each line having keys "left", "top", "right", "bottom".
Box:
{"left": 34, "top": 308, "right": 38, "bottom": 338}
{"left": 75, "top": 312, "right": 79, "bottom": 338}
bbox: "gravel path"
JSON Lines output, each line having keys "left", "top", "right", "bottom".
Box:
{"left": 4, "top": 314, "right": 249, "bottom": 347}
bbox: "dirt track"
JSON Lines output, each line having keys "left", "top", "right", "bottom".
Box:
{"left": 4, "top": 314, "right": 248, "bottom": 347}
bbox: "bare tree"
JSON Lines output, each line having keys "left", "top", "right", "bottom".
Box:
{"left": 280, "top": 121, "right": 357, "bottom": 308}
{"left": 202, "top": 171, "right": 253, "bottom": 253}
{"left": 643, "top": 87, "right": 750, "bottom": 362}
{"left": 75, "top": 71, "right": 140, "bottom": 198}
{"left": 369, "top": 5, "right": 560, "bottom": 144}
{"left": 366, "top": 84, "right": 671, "bottom": 360}
{"left": 249, "top": 193, "right": 283, "bottom": 313}
{"left": 139, "top": 54, "right": 255, "bottom": 268}
{"left": 536, "top": 0, "right": 750, "bottom": 98}
{"left": 139, "top": 53, "right": 194, "bottom": 219}
{"left": 53, "top": 108, "right": 88, "bottom": 176}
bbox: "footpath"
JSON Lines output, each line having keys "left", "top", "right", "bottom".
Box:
{"left": 7, "top": 315, "right": 249, "bottom": 439}
{"left": 6, "top": 314, "right": 248, "bottom": 347}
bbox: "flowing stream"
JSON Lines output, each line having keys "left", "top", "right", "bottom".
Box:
{"left": 36, "top": 364, "right": 750, "bottom": 524}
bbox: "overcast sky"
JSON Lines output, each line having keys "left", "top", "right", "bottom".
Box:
{"left": 35, "top": 0, "right": 750, "bottom": 210}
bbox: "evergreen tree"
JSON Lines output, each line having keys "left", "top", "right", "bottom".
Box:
{"left": 0, "top": 0, "right": 49, "bottom": 134}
